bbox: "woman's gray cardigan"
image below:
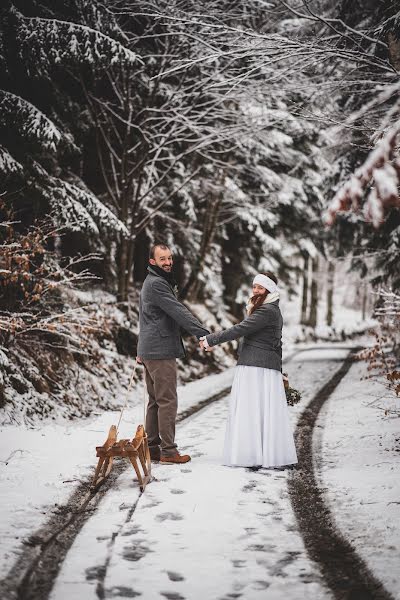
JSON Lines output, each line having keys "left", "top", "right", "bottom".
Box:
{"left": 206, "top": 301, "right": 283, "bottom": 372}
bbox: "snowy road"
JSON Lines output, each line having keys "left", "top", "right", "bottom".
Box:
{"left": 3, "top": 345, "right": 397, "bottom": 600}
{"left": 50, "top": 348, "right": 349, "bottom": 600}
{"left": 52, "top": 398, "right": 326, "bottom": 600}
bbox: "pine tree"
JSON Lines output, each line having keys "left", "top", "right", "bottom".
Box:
{"left": 0, "top": 2, "right": 137, "bottom": 244}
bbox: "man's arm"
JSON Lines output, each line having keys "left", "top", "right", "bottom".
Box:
{"left": 206, "top": 306, "right": 275, "bottom": 346}
{"left": 152, "top": 278, "right": 210, "bottom": 338}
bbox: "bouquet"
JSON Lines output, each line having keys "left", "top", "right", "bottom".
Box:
{"left": 282, "top": 373, "right": 302, "bottom": 406}
{"left": 285, "top": 386, "right": 302, "bottom": 406}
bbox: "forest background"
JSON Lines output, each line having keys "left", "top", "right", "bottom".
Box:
{"left": 1, "top": 0, "right": 399, "bottom": 424}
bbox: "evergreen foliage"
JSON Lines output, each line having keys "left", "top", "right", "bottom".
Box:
{"left": 1, "top": 0, "right": 399, "bottom": 416}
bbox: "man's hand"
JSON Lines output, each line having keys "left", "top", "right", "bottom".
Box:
{"left": 136, "top": 356, "right": 143, "bottom": 364}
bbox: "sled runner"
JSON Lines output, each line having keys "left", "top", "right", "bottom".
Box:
{"left": 91, "top": 364, "right": 152, "bottom": 492}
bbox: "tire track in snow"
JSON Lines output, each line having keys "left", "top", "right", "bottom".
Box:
{"left": 288, "top": 349, "right": 395, "bottom": 600}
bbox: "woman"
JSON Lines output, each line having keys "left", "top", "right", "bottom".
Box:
{"left": 200, "top": 272, "right": 297, "bottom": 469}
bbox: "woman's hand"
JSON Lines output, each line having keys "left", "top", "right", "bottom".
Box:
{"left": 199, "top": 339, "right": 213, "bottom": 352}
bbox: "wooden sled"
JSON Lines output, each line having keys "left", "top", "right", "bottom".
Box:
{"left": 92, "top": 424, "right": 152, "bottom": 492}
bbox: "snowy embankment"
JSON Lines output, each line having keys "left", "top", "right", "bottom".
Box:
{"left": 0, "top": 289, "right": 236, "bottom": 427}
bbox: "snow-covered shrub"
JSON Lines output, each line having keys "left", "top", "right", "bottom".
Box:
{"left": 0, "top": 200, "right": 99, "bottom": 347}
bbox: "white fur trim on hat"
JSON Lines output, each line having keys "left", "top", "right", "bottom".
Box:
{"left": 253, "top": 274, "right": 279, "bottom": 293}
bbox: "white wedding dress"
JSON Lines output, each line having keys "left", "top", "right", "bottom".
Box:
{"left": 223, "top": 365, "right": 298, "bottom": 468}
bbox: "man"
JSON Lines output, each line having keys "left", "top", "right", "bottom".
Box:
{"left": 137, "top": 243, "right": 210, "bottom": 464}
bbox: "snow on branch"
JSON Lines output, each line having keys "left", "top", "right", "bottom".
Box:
{"left": 0, "top": 91, "right": 62, "bottom": 151}
{"left": 0, "top": 145, "right": 23, "bottom": 176}
{"left": 325, "top": 122, "right": 400, "bottom": 228}
{"left": 10, "top": 7, "right": 138, "bottom": 72}
{"left": 42, "top": 178, "right": 129, "bottom": 239}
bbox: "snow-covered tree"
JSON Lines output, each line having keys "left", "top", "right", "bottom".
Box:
{"left": 0, "top": 2, "right": 137, "bottom": 243}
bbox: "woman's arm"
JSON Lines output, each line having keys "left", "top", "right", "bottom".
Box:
{"left": 205, "top": 305, "right": 277, "bottom": 347}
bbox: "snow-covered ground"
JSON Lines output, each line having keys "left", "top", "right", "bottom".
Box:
{"left": 54, "top": 402, "right": 326, "bottom": 600}
{"left": 2, "top": 344, "right": 398, "bottom": 600}
{"left": 316, "top": 360, "right": 400, "bottom": 599}
{"left": 50, "top": 348, "right": 346, "bottom": 600}
{"left": 0, "top": 369, "right": 234, "bottom": 579}
{"left": 0, "top": 342, "right": 352, "bottom": 582}
{"left": 281, "top": 287, "right": 375, "bottom": 348}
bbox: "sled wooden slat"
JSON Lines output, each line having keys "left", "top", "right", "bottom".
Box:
{"left": 92, "top": 424, "right": 151, "bottom": 492}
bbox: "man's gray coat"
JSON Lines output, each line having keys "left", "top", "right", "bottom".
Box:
{"left": 138, "top": 267, "right": 209, "bottom": 360}
{"left": 206, "top": 301, "right": 283, "bottom": 372}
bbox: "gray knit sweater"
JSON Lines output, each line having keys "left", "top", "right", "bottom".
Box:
{"left": 206, "top": 300, "right": 282, "bottom": 371}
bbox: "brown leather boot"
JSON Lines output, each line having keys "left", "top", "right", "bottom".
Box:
{"left": 160, "top": 453, "right": 191, "bottom": 464}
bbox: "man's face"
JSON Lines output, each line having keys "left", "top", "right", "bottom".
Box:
{"left": 253, "top": 283, "right": 266, "bottom": 296}
{"left": 150, "top": 246, "right": 173, "bottom": 272}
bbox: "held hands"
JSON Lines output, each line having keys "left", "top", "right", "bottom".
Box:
{"left": 199, "top": 339, "right": 212, "bottom": 352}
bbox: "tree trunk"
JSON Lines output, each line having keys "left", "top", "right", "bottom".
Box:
{"left": 126, "top": 239, "right": 135, "bottom": 291}
{"left": 300, "top": 254, "right": 309, "bottom": 325}
{"left": 326, "top": 260, "right": 335, "bottom": 326}
{"left": 308, "top": 255, "right": 319, "bottom": 329}
{"left": 362, "top": 281, "right": 368, "bottom": 321}
{"left": 388, "top": 32, "right": 400, "bottom": 71}
{"left": 180, "top": 180, "right": 224, "bottom": 301}
{"left": 117, "top": 237, "right": 129, "bottom": 303}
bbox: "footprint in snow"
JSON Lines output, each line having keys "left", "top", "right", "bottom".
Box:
{"left": 142, "top": 499, "right": 161, "bottom": 509}
{"left": 85, "top": 565, "right": 105, "bottom": 581}
{"left": 121, "top": 524, "right": 144, "bottom": 536}
{"left": 231, "top": 559, "right": 246, "bottom": 568}
{"left": 122, "top": 541, "right": 152, "bottom": 562}
{"left": 106, "top": 586, "right": 141, "bottom": 597}
{"left": 252, "top": 580, "right": 270, "bottom": 590}
{"left": 242, "top": 481, "right": 258, "bottom": 493}
{"left": 156, "top": 512, "right": 184, "bottom": 522}
{"left": 166, "top": 571, "right": 185, "bottom": 582}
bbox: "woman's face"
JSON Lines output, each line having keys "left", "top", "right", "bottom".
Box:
{"left": 253, "top": 283, "right": 267, "bottom": 296}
